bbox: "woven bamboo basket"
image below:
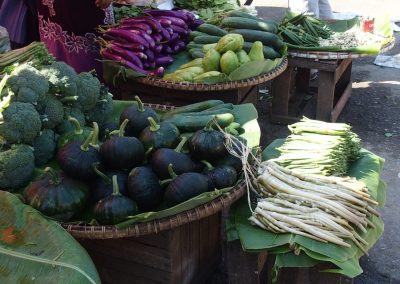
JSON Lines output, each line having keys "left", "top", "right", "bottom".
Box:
{"left": 288, "top": 39, "right": 395, "bottom": 60}
{"left": 134, "top": 57, "right": 288, "bottom": 91}
{"left": 62, "top": 103, "right": 251, "bottom": 239}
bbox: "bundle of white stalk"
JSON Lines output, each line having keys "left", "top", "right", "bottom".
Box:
{"left": 219, "top": 126, "right": 379, "bottom": 254}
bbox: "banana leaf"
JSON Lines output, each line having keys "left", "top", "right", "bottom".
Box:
{"left": 228, "top": 138, "right": 386, "bottom": 279}
{"left": 0, "top": 191, "right": 100, "bottom": 283}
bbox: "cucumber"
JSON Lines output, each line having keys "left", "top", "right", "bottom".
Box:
{"left": 221, "top": 17, "right": 278, "bottom": 34}
{"left": 189, "top": 48, "right": 205, "bottom": 59}
{"left": 175, "top": 108, "right": 234, "bottom": 117}
{"left": 198, "top": 24, "right": 228, "bottom": 36}
{"left": 189, "top": 31, "right": 209, "bottom": 40}
{"left": 165, "top": 113, "right": 235, "bottom": 132}
{"left": 228, "top": 10, "right": 277, "bottom": 25}
{"left": 194, "top": 35, "right": 222, "bottom": 44}
{"left": 204, "top": 103, "right": 234, "bottom": 111}
{"left": 162, "top": 100, "right": 224, "bottom": 120}
{"left": 242, "top": 42, "right": 280, "bottom": 59}
{"left": 186, "top": 42, "right": 205, "bottom": 50}
{"left": 231, "top": 29, "right": 284, "bottom": 50}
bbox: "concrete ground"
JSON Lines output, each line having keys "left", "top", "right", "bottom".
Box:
{"left": 252, "top": 1, "right": 400, "bottom": 283}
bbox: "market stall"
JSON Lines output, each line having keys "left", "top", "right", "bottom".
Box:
{"left": 271, "top": 13, "right": 395, "bottom": 123}
{"left": 0, "top": 3, "right": 391, "bottom": 284}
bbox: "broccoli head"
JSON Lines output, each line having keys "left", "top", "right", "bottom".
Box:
{"left": 0, "top": 102, "right": 42, "bottom": 144}
{"left": 36, "top": 94, "right": 64, "bottom": 129}
{"left": 5, "top": 64, "right": 49, "bottom": 104}
{"left": 40, "top": 61, "right": 79, "bottom": 97}
{"left": 0, "top": 144, "right": 35, "bottom": 190}
{"left": 85, "top": 85, "right": 114, "bottom": 125}
{"left": 76, "top": 72, "right": 101, "bottom": 111}
{"left": 56, "top": 107, "right": 85, "bottom": 134}
{"left": 32, "top": 129, "right": 58, "bottom": 166}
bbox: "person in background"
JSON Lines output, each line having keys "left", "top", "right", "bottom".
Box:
{"left": 289, "top": 0, "right": 334, "bottom": 20}
{"left": 0, "top": 0, "right": 39, "bottom": 48}
{"left": 35, "top": 0, "right": 114, "bottom": 74}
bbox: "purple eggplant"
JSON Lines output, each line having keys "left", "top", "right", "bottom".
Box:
{"left": 120, "top": 17, "right": 162, "bottom": 32}
{"left": 192, "top": 19, "right": 205, "bottom": 27}
{"left": 168, "top": 33, "right": 179, "bottom": 44}
{"left": 144, "top": 49, "right": 155, "bottom": 62}
{"left": 144, "top": 61, "right": 155, "bottom": 70}
{"left": 165, "top": 27, "right": 174, "bottom": 35}
{"left": 155, "top": 55, "right": 174, "bottom": 66}
{"left": 157, "top": 18, "right": 172, "bottom": 27}
{"left": 104, "top": 44, "right": 144, "bottom": 69}
{"left": 139, "top": 30, "right": 156, "bottom": 48}
{"left": 170, "top": 24, "right": 188, "bottom": 36}
{"left": 156, "top": 16, "right": 188, "bottom": 29}
{"left": 144, "top": 9, "right": 188, "bottom": 21}
{"left": 101, "top": 49, "right": 148, "bottom": 75}
{"left": 153, "top": 44, "right": 163, "bottom": 54}
{"left": 161, "top": 45, "right": 172, "bottom": 54}
{"left": 159, "top": 26, "right": 171, "bottom": 41}
{"left": 112, "top": 41, "right": 145, "bottom": 52}
{"left": 119, "top": 23, "right": 152, "bottom": 34}
{"left": 104, "top": 28, "right": 149, "bottom": 48}
{"left": 153, "top": 34, "right": 162, "bottom": 43}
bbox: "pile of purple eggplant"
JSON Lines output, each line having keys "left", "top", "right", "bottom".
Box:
{"left": 100, "top": 9, "right": 203, "bottom": 77}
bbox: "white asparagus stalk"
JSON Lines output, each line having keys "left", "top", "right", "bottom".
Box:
{"left": 265, "top": 198, "right": 320, "bottom": 213}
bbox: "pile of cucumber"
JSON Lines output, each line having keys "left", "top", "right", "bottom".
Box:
{"left": 187, "top": 10, "right": 284, "bottom": 60}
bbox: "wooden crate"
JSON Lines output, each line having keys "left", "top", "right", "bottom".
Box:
{"left": 113, "top": 80, "right": 259, "bottom": 107}
{"left": 77, "top": 212, "right": 222, "bottom": 284}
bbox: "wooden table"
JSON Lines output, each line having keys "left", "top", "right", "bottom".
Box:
{"left": 270, "top": 56, "right": 353, "bottom": 124}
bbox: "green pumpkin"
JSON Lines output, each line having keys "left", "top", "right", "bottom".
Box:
{"left": 93, "top": 175, "right": 139, "bottom": 225}
{"left": 57, "top": 116, "right": 92, "bottom": 149}
{"left": 23, "top": 167, "right": 89, "bottom": 221}
{"left": 188, "top": 119, "right": 228, "bottom": 163}
{"left": 139, "top": 117, "right": 180, "bottom": 154}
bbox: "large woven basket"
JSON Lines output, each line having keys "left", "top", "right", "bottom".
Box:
{"left": 62, "top": 102, "right": 249, "bottom": 239}
{"left": 288, "top": 39, "right": 395, "bottom": 60}
{"left": 134, "top": 57, "right": 288, "bottom": 91}
{"left": 63, "top": 181, "right": 246, "bottom": 239}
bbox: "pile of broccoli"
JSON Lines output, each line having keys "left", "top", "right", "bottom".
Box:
{"left": 0, "top": 61, "right": 114, "bottom": 191}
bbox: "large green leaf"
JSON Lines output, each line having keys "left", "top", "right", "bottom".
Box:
{"left": 0, "top": 191, "right": 100, "bottom": 283}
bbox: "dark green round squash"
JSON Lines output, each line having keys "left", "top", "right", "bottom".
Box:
{"left": 188, "top": 119, "right": 227, "bottom": 162}
{"left": 23, "top": 167, "right": 89, "bottom": 221}
{"left": 57, "top": 116, "right": 92, "bottom": 149}
{"left": 119, "top": 96, "right": 159, "bottom": 137}
{"left": 151, "top": 137, "right": 202, "bottom": 179}
{"left": 57, "top": 123, "right": 101, "bottom": 180}
{"left": 139, "top": 117, "right": 180, "bottom": 154}
{"left": 164, "top": 164, "right": 209, "bottom": 207}
{"left": 93, "top": 175, "right": 139, "bottom": 225}
{"left": 127, "top": 166, "right": 163, "bottom": 211}
{"left": 202, "top": 161, "right": 237, "bottom": 190}
{"left": 100, "top": 119, "right": 145, "bottom": 170}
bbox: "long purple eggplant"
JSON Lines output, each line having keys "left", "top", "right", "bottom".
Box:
{"left": 144, "top": 9, "right": 188, "bottom": 21}
{"left": 167, "top": 33, "right": 179, "bottom": 44}
{"left": 112, "top": 41, "right": 145, "bottom": 52}
{"left": 157, "top": 18, "right": 172, "bottom": 27}
{"left": 161, "top": 45, "right": 172, "bottom": 54}
{"left": 101, "top": 49, "right": 148, "bottom": 74}
{"left": 153, "top": 33, "right": 162, "bottom": 43}
{"left": 170, "top": 25, "right": 188, "bottom": 36}
{"left": 120, "top": 17, "right": 162, "bottom": 32}
{"left": 153, "top": 44, "right": 163, "bottom": 54}
{"left": 119, "top": 23, "right": 152, "bottom": 35}
{"left": 139, "top": 30, "right": 156, "bottom": 48}
{"left": 103, "top": 33, "right": 128, "bottom": 43}
{"left": 159, "top": 26, "right": 171, "bottom": 41}
{"left": 144, "top": 49, "right": 155, "bottom": 62}
{"left": 104, "top": 28, "right": 149, "bottom": 48}
{"left": 155, "top": 55, "right": 174, "bottom": 66}
{"left": 104, "top": 45, "right": 144, "bottom": 69}
{"left": 155, "top": 16, "right": 188, "bottom": 29}
{"left": 143, "top": 61, "right": 156, "bottom": 70}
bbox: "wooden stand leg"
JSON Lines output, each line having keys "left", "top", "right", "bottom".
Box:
{"left": 316, "top": 70, "right": 335, "bottom": 121}
{"left": 296, "top": 68, "right": 310, "bottom": 93}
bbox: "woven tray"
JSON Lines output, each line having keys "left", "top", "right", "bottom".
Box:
{"left": 288, "top": 39, "right": 395, "bottom": 60}
{"left": 134, "top": 57, "right": 288, "bottom": 91}
{"left": 63, "top": 181, "right": 246, "bottom": 239}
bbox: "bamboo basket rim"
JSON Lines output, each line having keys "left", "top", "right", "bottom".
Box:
{"left": 134, "top": 57, "right": 288, "bottom": 91}
{"left": 62, "top": 181, "right": 246, "bottom": 239}
{"left": 288, "top": 39, "right": 395, "bottom": 60}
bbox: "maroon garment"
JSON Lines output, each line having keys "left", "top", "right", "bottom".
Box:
{"left": 36, "top": 0, "right": 114, "bottom": 74}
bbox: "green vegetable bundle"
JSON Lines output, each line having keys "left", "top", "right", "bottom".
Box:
{"left": 174, "top": 0, "right": 240, "bottom": 20}
{"left": 274, "top": 117, "right": 361, "bottom": 176}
